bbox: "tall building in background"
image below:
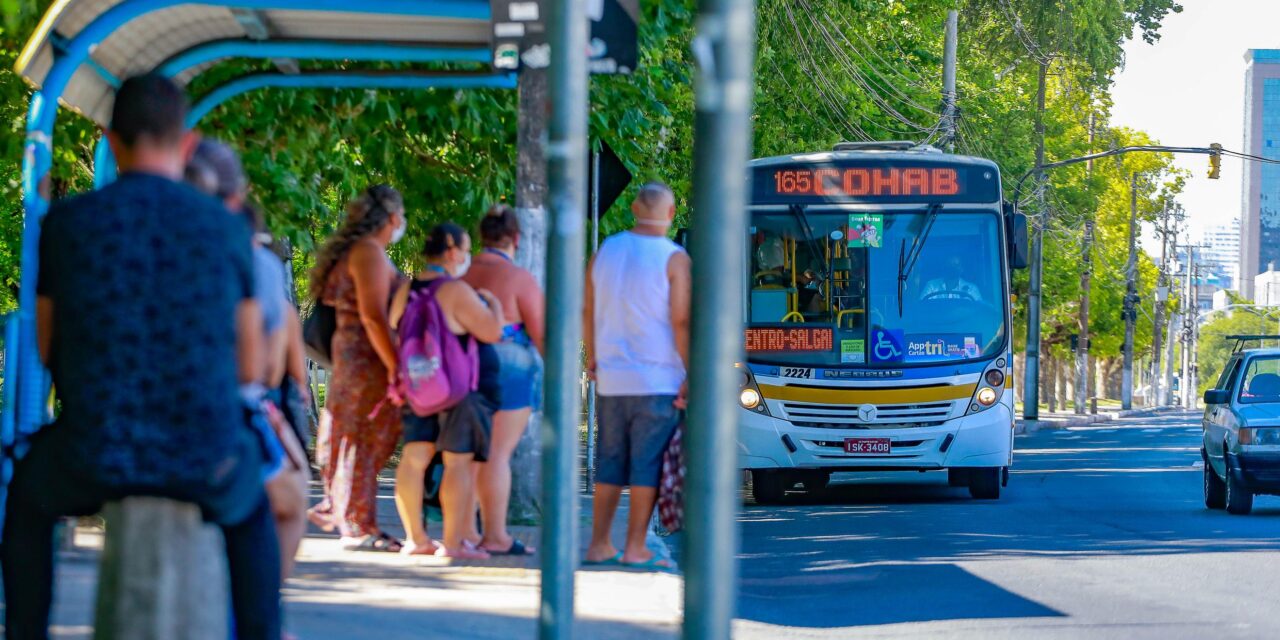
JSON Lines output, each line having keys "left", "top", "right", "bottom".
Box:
{"left": 1199, "top": 217, "right": 1241, "bottom": 291}
{"left": 1240, "top": 50, "right": 1280, "bottom": 300}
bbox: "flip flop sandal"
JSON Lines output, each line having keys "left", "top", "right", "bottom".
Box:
{"left": 487, "top": 539, "right": 535, "bottom": 556}
{"left": 621, "top": 556, "right": 676, "bottom": 573}
{"left": 433, "top": 543, "right": 491, "bottom": 559}
{"left": 583, "top": 551, "right": 623, "bottom": 566}
{"left": 342, "top": 533, "right": 403, "bottom": 553}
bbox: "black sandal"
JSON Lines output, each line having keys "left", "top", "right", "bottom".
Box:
{"left": 343, "top": 532, "right": 403, "bottom": 553}
{"left": 488, "top": 539, "right": 535, "bottom": 556}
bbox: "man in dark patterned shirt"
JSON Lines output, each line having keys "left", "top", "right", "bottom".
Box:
{"left": 1, "top": 74, "right": 280, "bottom": 639}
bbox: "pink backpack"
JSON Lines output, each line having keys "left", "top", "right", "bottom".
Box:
{"left": 392, "top": 278, "right": 478, "bottom": 416}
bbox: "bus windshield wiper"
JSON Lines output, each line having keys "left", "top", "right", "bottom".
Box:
{"left": 788, "top": 205, "right": 828, "bottom": 282}
{"left": 896, "top": 204, "right": 941, "bottom": 315}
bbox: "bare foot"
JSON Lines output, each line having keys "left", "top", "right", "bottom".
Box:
{"left": 585, "top": 543, "right": 621, "bottom": 564}
{"left": 401, "top": 539, "right": 441, "bottom": 556}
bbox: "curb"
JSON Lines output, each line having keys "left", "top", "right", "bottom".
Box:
{"left": 1014, "top": 406, "right": 1182, "bottom": 435}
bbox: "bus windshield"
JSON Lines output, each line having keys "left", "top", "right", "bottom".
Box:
{"left": 746, "top": 209, "right": 1006, "bottom": 368}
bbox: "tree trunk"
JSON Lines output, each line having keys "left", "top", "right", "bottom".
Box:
{"left": 509, "top": 68, "right": 549, "bottom": 524}
{"left": 1045, "top": 354, "right": 1057, "bottom": 413}
{"left": 1056, "top": 356, "right": 1069, "bottom": 412}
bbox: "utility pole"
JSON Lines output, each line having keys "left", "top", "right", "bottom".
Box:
{"left": 539, "top": 0, "right": 589, "bottom": 635}
{"left": 684, "top": 0, "right": 755, "bottom": 637}
{"left": 1181, "top": 244, "right": 1196, "bottom": 409}
{"left": 1151, "top": 203, "right": 1170, "bottom": 406}
{"left": 942, "top": 10, "right": 958, "bottom": 152}
{"left": 1075, "top": 111, "right": 1095, "bottom": 415}
{"left": 1023, "top": 60, "right": 1049, "bottom": 430}
{"left": 1122, "top": 172, "right": 1139, "bottom": 410}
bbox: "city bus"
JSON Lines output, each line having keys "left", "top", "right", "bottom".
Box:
{"left": 737, "top": 141, "right": 1028, "bottom": 502}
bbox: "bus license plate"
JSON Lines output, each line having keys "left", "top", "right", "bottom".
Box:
{"left": 844, "top": 438, "right": 891, "bottom": 454}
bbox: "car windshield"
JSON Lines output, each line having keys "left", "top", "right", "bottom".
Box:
{"left": 746, "top": 209, "right": 1006, "bottom": 367}
{"left": 1239, "top": 356, "right": 1280, "bottom": 404}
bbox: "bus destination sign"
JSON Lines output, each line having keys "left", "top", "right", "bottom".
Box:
{"left": 745, "top": 327, "right": 834, "bottom": 353}
{"left": 752, "top": 161, "right": 999, "bottom": 205}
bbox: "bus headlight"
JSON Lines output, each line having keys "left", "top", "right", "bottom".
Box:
{"left": 976, "top": 387, "right": 998, "bottom": 407}
{"left": 736, "top": 364, "right": 770, "bottom": 415}
{"left": 985, "top": 369, "right": 1005, "bottom": 387}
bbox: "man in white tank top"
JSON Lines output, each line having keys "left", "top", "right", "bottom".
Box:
{"left": 583, "top": 182, "right": 691, "bottom": 570}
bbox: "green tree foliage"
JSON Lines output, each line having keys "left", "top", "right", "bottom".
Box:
{"left": 1, "top": 0, "right": 1182, "bottom": 342}
{"left": 1199, "top": 310, "right": 1280, "bottom": 395}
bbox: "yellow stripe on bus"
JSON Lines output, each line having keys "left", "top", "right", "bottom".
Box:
{"left": 758, "top": 383, "right": 977, "bottom": 405}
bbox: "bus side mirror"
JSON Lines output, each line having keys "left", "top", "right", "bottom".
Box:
{"left": 1008, "top": 213, "right": 1029, "bottom": 270}
{"left": 674, "top": 228, "right": 689, "bottom": 248}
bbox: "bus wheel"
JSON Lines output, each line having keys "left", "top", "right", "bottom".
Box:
{"left": 751, "top": 470, "right": 788, "bottom": 505}
{"left": 800, "top": 471, "right": 830, "bottom": 493}
{"left": 968, "top": 467, "right": 1002, "bottom": 500}
{"left": 947, "top": 468, "right": 971, "bottom": 487}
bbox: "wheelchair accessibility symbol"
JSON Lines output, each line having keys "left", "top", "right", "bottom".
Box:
{"left": 872, "top": 329, "right": 905, "bottom": 363}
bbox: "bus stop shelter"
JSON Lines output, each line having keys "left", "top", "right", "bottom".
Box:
{"left": 3, "top": 0, "right": 754, "bottom": 638}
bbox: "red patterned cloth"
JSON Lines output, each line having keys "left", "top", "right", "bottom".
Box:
{"left": 657, "top": 420, "right": 685, "bottom": 532}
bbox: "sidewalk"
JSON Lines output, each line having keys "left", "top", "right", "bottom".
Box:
{"left": 1014, "top": 405, "right": 1182, "bottom": 434}
{"left": 43, "top": 481, "right": 683, "bottom": 640}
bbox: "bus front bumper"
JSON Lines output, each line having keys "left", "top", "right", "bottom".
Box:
{"left": 738, "top": 403, "right": 1014, "bottom": 471}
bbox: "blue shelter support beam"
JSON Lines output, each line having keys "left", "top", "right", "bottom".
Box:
{"left": 186, "top": 71, "right": 516, "bottom": 126}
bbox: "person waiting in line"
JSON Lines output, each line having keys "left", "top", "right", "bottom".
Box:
{"left": 459, "top": 205, "right": 544, "bottom": 556}
{"left": 391, "top": 223, "right": 506, "bottom": 559}
{"left": 184, "top": 140, "right": 310, "bottom": 595}
{"left": 1, "top": 74, "right": 281, "bottom": 638}
{"left": 920, "top": 254, "right": 983, "bottom": 302}
{"left": 308, "top": 185, "right": 408, "bottom": 552}
{"left": 583, "top": 182, "right": 690, "bottom": 571}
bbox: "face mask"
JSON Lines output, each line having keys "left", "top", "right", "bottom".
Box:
{"left": 390, "top": 217, "right": 407, "bottom": 244}
{"left": 454, "top": 253, "right": 472, "bottom": 277}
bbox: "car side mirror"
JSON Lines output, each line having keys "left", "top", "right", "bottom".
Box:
{"left": 1204, "top": 389, "right": 1231, "bottom": 405}
{"left": 1006, "top": 210, "right": 1029, "bottom": 270}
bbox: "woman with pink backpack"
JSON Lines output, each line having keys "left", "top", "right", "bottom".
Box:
{"left": 390, "top": 223, "right": 506, "bottom": 558}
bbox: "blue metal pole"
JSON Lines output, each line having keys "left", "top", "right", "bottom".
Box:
{"left": 683, "top": 0, "right": 756, "bottom": 636}
{"left": 540, "top": 0, "right": 589, "bottom": 636}
{"left": 186, "top": 72, "right": 517, "bottom": 126}
{"left": 158, "top": 40, "right": 489, "bottom": 79}
{"left": 93, "top": 136, "right": 116, "bottom": 189}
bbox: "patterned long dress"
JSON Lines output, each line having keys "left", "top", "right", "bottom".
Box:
{"left": 314, "top": 255, "right": 403, "bottom": 538}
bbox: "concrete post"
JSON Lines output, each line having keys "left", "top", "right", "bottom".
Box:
{"left": 94, "top": 498, "right": 228, "bottom": 640}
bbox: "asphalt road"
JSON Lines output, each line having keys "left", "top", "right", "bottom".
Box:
{"left": 732, "top": 410, "right": 1280, "bottom": 639}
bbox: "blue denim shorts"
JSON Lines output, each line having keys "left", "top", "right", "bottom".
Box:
{"left": 594, "top": 394, "right": 680, "bottom": 488}
{"left": 491, "top": 329, "right": 542, "bottom": 411}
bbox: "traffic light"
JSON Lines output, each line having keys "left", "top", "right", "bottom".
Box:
{"left": 1209, "top": 143, "right": 1222, "bottom": 180}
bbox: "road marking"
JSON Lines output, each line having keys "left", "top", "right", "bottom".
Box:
{"left": 1192, "top": 461, "right": 1204, "bottom": 469}
{"left": 1141, "top": 428, "right": 1164, "bottom": 433}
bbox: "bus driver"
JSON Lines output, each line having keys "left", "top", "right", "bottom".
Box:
{"left": 920, "top": 255, "right": 982, "bottom": 302}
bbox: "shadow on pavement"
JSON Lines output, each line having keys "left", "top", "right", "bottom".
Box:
{"left": 738, "top": 562, "right": 1062, "bottom": 627}
{"left": 730, "top": 411, "right": 1280, "bottom": 629}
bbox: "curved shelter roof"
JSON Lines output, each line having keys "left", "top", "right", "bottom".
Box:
{"left": 16, "top": 0, "right": 493, "bottom": 124}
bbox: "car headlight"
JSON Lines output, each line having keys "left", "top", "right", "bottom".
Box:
{"left": 1241, "top": 427, "right": 1280, "bottom": 445}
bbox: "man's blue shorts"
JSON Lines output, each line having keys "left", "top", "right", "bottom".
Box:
{"left": 594, "top": 395, "right": 680, "bottom": 488}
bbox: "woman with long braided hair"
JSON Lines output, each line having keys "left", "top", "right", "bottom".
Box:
{"left": 307, "top": 184, "right": 408, "bottom": 551}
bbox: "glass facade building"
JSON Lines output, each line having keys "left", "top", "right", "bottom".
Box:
{"left": 1240, "top": 50, "right": 1280, "bottom": 300}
